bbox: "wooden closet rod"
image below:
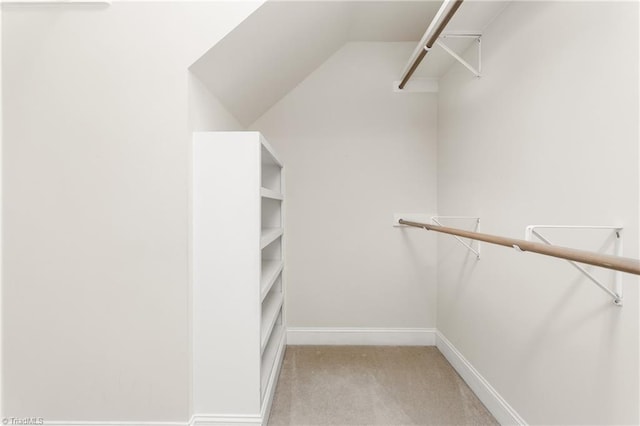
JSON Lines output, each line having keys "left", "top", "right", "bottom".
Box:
{"left": 398, "top": 219, "right": 640, "bottom": 276}
{"left": 398, "top": 0, "right": 464, "bottom": 89}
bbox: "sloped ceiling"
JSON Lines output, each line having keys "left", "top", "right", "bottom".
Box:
{"left": 347, "top": 2, "right": 442, "bottom": 41}
{"left": 190, "top": 0, "right": 510, "bottom": 127}
{"left": 191, "top": 1, "right": 352, "bottom": 127}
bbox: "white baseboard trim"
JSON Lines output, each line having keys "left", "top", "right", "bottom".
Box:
{"left": 41, "top": 415, "right": 269, "bottom": 426}
{"left": 189, "top": 414, "right": 261, "bottom": 425}
{"left": 287, "top": 327, "right": 436, "bottom": 346}
{"left": 45, "top": 422, "right": 188, "bottom": 426}
{"left": 436, "top": 331, "right": 527, "bottom": 426}
{"left": 44, "top": 413, "right": 264, "bottom": 425}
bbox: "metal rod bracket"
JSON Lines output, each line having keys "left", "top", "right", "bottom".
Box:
{"left": 435, "top": 34, "right": 482, "bottom": 78}
{"left": 432, "top": 216, "right": 481, "bottom": 259}
{"left": 525, "top": 225, "right": 624, "bottom": 307}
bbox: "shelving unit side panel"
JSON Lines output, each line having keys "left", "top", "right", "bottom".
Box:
{"left": 279, "top": 166, "right": 287, "bottom": 330}
{"left": 192, "top": 132, "right": 262, "bottom": 415}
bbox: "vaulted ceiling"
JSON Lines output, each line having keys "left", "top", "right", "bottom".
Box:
{"left": 190, "top": 0, "right": 510, "bottom": 127}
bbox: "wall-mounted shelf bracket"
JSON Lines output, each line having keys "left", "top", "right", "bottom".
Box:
{"left": 525, "top": 225, "right": 624, "bottom": 306}
{"left": 436, "top": 33, "right": 482, "bottom": 78}
{"left": 432, "top": 216, "right": 481, "bottom": 259}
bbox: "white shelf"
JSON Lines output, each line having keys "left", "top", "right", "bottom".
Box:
{"left": 260, "top": 228, "right": 283, "bottom": 249}
{"left": 260, "top": 322, "right": 285, "bottom": 396}
{"left": 261, "top": 260, "right": 284, "bottom": 302}
{"left": 261, "top": 293, "right": 284, "bottom": 354}
{"left": 260, "top": 187, "right": 284, "bottom": 200}
{"left": 261, "top": 137, "right": 283, "bottom": 167}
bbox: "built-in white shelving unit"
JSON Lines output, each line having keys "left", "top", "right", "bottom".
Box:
{"left": 260, "top": 228, "right": 284, "bottom": 249}
{"left": 192, "top": 131, "right": 285, "bottom": 426}
{"left": 260, "top": 187, "right": 284, "bottom": 200}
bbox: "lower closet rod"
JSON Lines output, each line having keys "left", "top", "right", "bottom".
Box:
{"left": 398, "top": 219, "right": 640, "bottom": 276}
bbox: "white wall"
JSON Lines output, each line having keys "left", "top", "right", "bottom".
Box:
{"left": 437, "top": 1, "right": 639, "bottom": 424}
{"left": 252, "top": 42, "right": 438, "bottom": 331}
{"left": 0, "top": 4, "right": 3, "bottom": 419}
{"left": 188, "top": 73, "right": 244, "bottom": 132}
{"left": 2, "top": 2, "right": 261, "bottom": 422}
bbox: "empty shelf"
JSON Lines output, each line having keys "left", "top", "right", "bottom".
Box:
{"left": 260, "top": 228, "right": 283, "bottom": 249}
{"left": 260, "top": 187, "right": 284, "bottom": 200}
{"left": 260, "top": 322, "right": 285, "bottom": 397}
{"left": 261, "top": 293, "right": 284, "bottom": 354}
{"left": 261, "top": 139, "right": 283, "bottom": 168}
{"left": 261, "top": 260, "right": 284, "bottom": 302}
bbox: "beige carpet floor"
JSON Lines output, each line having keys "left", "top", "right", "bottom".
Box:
{"left": 268, "top": 346, "right": 498, "bottom": 426}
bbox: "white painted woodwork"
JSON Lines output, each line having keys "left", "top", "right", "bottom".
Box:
{"left": 261, "top": 187, "right": 284, "bottom": 200}
{"left": 192, "top": 131, "right": 285, "bottom": 424}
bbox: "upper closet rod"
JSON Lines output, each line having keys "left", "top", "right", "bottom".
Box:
{"left": 398, "top": 219, "right": 640, "bottom": 276}
{"left": 398, "top": 0, "right": 464, "bottom": 89}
